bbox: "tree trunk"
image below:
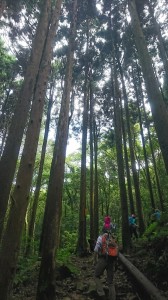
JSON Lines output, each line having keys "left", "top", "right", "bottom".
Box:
{"left": 0, "top": 0, "right": 6, "bottom": 18}
{"left": 0, "top": 0, "right": 62, "bottom": 298}
{"left": 147, "top": 0, "right": 168, "bottom": 78}
{"left": 89, "top": 78, "right": 95, "bottom": 248}
{"left": 117, "top": 56, "right": 135, "bottom": 214}
{"left": 133, "top": 66, "right": 155, "bottom": 209}
{"left": 93, "top": 120, "right": 99, "bottom": 240}
{"left": 0, "top": 0, "right": 53, "bottom": 241}
{"left": 113, "top": 72, "right": 131, "bottom": 253}
{"left": 128, "top": 0, "right": 168, "bottom": 174}
{"left": 121, "top": 99, "right": 134, "bottom": 214}
{"left": 76, "top": 74, "right": 89, "bottom": 255}
{"left": 142, "top": 100, "right": 165, "bottom": 211}
{"left": 36, "top": 1, "right": 77, "bottom": 298}
{"left": 25, "top": 80, "right": 54, "bottom": 256}
{"left": 122, "top": 70, "right": 145, "bottom": 234}
{"left": 76, "top": 18, "right": 90, "bottom": 256}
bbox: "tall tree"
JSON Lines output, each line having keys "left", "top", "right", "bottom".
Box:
{"left": 25, "top": 77, "right": 54, "bottom": 256}
{"left": 113, "top": 72, "right": 131, "bottom": 252}
{"left": 89, "top": 77, "right": 95, "bottom": 248}
{"left": 121, "top": 98, "right": 135, "bottom": 214}
{"left": 142, "top": 99, "right": 165, "bottom": 210}
{"left": 128, "top": 0, "right": 168, "bottom": 174}
{"left": 0, "top": 0, "right": 53, "bottom": 241}
{"left": 0, "top": 0, "right": 6, "bottom": 17}
{"left": 36, "top": 1, "right": 78, "bottom": 298}
{"left": 0, "top": 0, "right": 63, "bottom": 298}
{"left": 76, "top": 15, "right": 90, "bottom": 255}
{"left": 132, "top": 65, "right": 155, "bottom": 209}
{"left": 76, "top": 68, "right": 89, "bottom": 255}
{"left": 117, "top": 56, "right": 135, "bottom": 214}
{"left": 147, "top": 0, "right": 168, "bottom": 79}
{"left": 119, "top": 60, "right": 145, "bottom": 234}
{"left": 93, "top": 120, "right": 99, "bottom": 240}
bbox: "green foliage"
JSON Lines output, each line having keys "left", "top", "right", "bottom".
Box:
{"left": 14, "top": 255, "right": 39, "bottom": 286}
{"left": 60, "top": 230, "right": 77, "bottom": 254}
{"left": 57, "top": 231, "right": 79, "bottom": 274}
{"left": 142, "top": 212, "right": 168, "bottom": 241}
{"left": 143, "top": 221, "right": 158, "bottom": 238}
{"left": 0, "top": 39, "right": 16, "bottom": 87}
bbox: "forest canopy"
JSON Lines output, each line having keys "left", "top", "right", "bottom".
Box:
{"left": 0, "top": 0, "right": 168, "bottom": 299}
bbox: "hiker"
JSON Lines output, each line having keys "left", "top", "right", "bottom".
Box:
{"left": 129, "top": 214, "right": 138, "bottom": 239}
{"left": 151, "top": 208, "right": 161, "bottom": 222}
{"left": 93, "top": 216, "right": 118, "bottom": 300}
{"left": 102, "top": 215, "right": 116, "bottom": 234}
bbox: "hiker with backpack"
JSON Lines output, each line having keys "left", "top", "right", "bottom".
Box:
{"left": 151, "top": 208, "right": 161, "bottom": 222}
{"left": 129, "top": 214, "right": 138, "bottom": 239}
{"left": 93, "top": 216, "right": 118, "bottom": 300}
{"left": 102, "top": 215, "right": 116, "bottom": 234}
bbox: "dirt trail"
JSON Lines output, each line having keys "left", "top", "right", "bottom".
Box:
{"left": 13, "top": 250, "right": 166, "bottom": 300}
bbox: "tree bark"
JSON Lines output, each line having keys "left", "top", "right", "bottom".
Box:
{"left": 0, "top": 0, "right": 6, "bottom": 18}
{"left": 76, "top": 72, "right": 89, "bottom": 255}
{"left": 119, "top": 252, "right": 167, "bottom": 300}
{"left": 142, "top": 100, "right": 165, "bottom": 211}
{"left": 93, "top": 120, "right": 99, "bottom": 240}
{"left": 117, "top": 56, "right": 135, "bottom": 214}
{"left": 76, "top": 18, "right": 90, "bottom": 256}
{"left": 122, "top": 69, "right": 145, "bottom": 235}
{"left": 0, "top": 0, "right": 62, "bottom": 298}
{"left": 89, "top": 78, "right": 95, "bottom": 247}
{"left": 132, "top": 66, "right": 155, "bottom": 209}
{"left": 36, "top": 1, "right": 77, "bottom": 298}
{"left": 25, "top": 80, "right": 54, "bottom": 256}
{"left": 121, "top": 98, "right": 134, "bottom": 214}
{"left": 128, "top": 0, "right": 168, "bottom": 174}
{"left": 113, "top": 72, "right": 131, "bottom": 253}
{"left": 0, "top": 0, "right": 52, "bottom": 241}
{"left": 147, "top": 0, "right": 168, "bottom": 78}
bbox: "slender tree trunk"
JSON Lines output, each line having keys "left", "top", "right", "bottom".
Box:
{"left": 0, "top": 127, "right": 7, "bottom": 157}
{"left": 132, "top": 67, "right": 155, "bottom": 209}
{"left": 117, "top": 56, "right": 135, "bottom": 214}
{"left": 0, "top": 0, "right": 6, "bottom": 18}
{"left": 89, "top": 79, "right": 95, "bottom": 248}
{"left": 122, "top": 72, "right": 145, "bottom": 234}
{"left": 0, "top": 0, "right": 52, "bottom": 241}
{"left": 147, "top": 0, "right": 168, "bottom": 78}
{"left": 142, "top": 101, "right": 165, "bottom": 211}
{"left": 135, "top": 34, "right": 165, "bottom": 210}
{"left": 113, "top": 71, "right": 131, "bottom": 253}
{"left": 36, "top": 1, "right": 77, "bottom": 298}
{"left": 93, "top": 120, "right": 99, "bottom": 240}
{"left": 128, "top": 0, "right": 168, "bottom": 174}
{"left": 0, "top": 1, "right": 62, "bottom": 298}
{"left": 0, "top": 88, "right": 11, "bottom": 132}
{"left": 76, "top": 19, "right": 90, "bottom": 256}
{"left": 25, "top": 81, "right": 54, "bottom": 256}
{"left": 76, "top": 74, "right": 89, "bottom": 255}
{"left": 121, "top": 99, "right": 134, "bottom": 214}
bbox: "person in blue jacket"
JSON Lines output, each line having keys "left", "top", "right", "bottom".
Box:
{"left": 129, "top": 214, "right": 138, "bottom": 239}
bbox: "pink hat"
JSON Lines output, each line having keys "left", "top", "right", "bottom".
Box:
{"left": 104, "top": 216, "right": 111, "bottom": 230}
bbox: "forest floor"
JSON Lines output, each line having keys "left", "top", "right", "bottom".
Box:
{"left": 11, "top": 236, "right": 168, "bottom": 300}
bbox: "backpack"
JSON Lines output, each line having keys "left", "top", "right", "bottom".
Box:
{"left": 101, "top": 232, "right": 118, "bottom": 257}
